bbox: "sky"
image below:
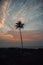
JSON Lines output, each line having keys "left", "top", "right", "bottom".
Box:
{"left": 0, "top": 0, "right": 43, "bottom": 47}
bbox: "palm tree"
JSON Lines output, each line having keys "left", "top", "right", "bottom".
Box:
{"left": 15, "top": 21, "right": 24, "bottom": 49}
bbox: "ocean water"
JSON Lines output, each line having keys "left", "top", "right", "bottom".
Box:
{"left": 0, "top": 41, "right": 43, "bottom": 49}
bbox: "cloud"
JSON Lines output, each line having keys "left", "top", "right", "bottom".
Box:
{"left": 0, "top": 0, "right": 7, "bottom": 28}
{"left": 0, "top": 0, "right": 12, "bottom": 33}
{"left": 0, "top": 0, "right": 11, "bottom": 28}
{"left": 0, "top": 33, "right": 14, "bottom": 42}
{"left": 0, "top": 32, "right": 21, "bottom": 42}
{"left": 0, "top": 30, "right": 43, "bottom": 42}
{"left": 0, "top": 0, "right": 43, "bottom": 32}
{"left": 0, "top": 22, "right": 4, "bottom": 28}
{"left": 13, "top": 0, "right": 43, "bottom": 25}
{"left": 1, "top": 0, "right": 9, "bottom": 24}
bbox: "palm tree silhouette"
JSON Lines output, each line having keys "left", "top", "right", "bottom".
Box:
{"left": 15, "top": 21, "right": 24, "bottom": 49}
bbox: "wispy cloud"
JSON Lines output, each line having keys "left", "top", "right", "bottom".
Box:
{"left": 0, "top": 30, "right": 43, "bottom": 42}
{"left": 1, "top": 0, "right": 9, "bottom": 24}
{"left": 0, "top": 0, "right": 11, "bottom": 32}
{"left": 12, "top": 0, "right": 43, "bottom": 25}
{"left": 0, "top": 0, "right": 43, "bottom": 33}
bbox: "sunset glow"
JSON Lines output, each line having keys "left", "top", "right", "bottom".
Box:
{"left": 0, "top": 0, "right": 43, "bottom": 46}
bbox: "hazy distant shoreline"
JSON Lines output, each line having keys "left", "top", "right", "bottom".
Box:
{"left": 0, "top": 41, "right": 43, "bottom": 49}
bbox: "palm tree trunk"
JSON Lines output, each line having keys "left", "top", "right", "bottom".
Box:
{"left": 19, "top": 28, "right": 23, "bottom": 49}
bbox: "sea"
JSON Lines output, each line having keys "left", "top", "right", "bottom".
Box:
{"left": 0, "top": 41, "right": 43, "bottom": 49}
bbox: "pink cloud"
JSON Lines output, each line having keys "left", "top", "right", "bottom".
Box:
{"left": 0, "top": 30, "right": 43, "bottom": 42}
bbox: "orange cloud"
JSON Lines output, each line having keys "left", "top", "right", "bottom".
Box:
{"left": 1, "top": 0, "right": 8, "bottom": 24}
{"left": 0, "top": 0, "right": 11, "bottom": 28}
{"left": 0, "top": 22, "right": 4, "bottom": 28}
{"left": 0, "top": 33, "right": 13, "bottom": 38}
{"left": 0, "top": 30, "right": 43, "bottom": 42}
{"left": 0, "top": 33, "right": 20, "bottom": 42}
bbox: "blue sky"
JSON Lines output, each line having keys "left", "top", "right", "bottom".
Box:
{"left": 0, "top": 0, "right": 43, "bottom": 32}
{"left": 0, "top": 0, "right": 43, "bottom": 45}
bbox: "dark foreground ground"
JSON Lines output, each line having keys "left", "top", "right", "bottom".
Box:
{"left": 0, "top": 48, "right": 43, "bottom": 65}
